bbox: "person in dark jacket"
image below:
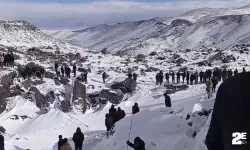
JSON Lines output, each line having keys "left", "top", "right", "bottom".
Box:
{"left": 133, "top": 73, "right": 138, "bottom": 81}
{"left": 0, "top": 132, "right": 4, "bottom": 150}
{"left": 65, "top": 67, "right": 71, "bottom": 78}
{"left": 132, "top": 103, "right": 140, "bottom": 114}
{"left": 211, "top": 77, "right": 218, "bottom": 93}
{"left": 171, "top": 72, "right": 175, "bottom": 84}
{"left": 127, "top": 137, "right": 145, "bottom": 150}
{"left": 182, "top": 71, "right": 186, "bottom": 84}
{"left": 234, "top": 69, "right": 238, "bottom": 76}
{"left": 102, "top": 72, "right": 107, "bottom": 83}
{"left": 58, "top": 135, "right": 63, "bottom": 150}
{"left": 159, "top": 71, "right": 164, "bottom": 85}
{"left": 156, "top": 73, "right": 160, "bottom": 85}
{"left": 105, "top": 113, "right": 114, "bottom": 132}
{"left": 165, "top": 72, "right": 170, "bottom": 84}
{"left": 61, "top": 66, "right": 65, "bottom": 76}
{"left": 116, "top": 107, "right": 126, "bottom": 121}
{"left": 55, "top": 62, "right": 59, "bottom": 73}
{"left": 186, "top": 72, "right": 190, "bottom": 84}
{"left": 73, "top": 127, "right": 84, "bottom": 150}
{"left": 109, "top": 105, "right": 117, "bottom": 117}
{"left": 73, "top": 64, "right": 77, "bottom": 77}
{"left": 83, "top": 72, "right": 87, "bottom": 84}
{"left": 164, "top": 92, "right": 171, "bottom": 107}
{"left": 177, "top": 72, "right": 181, "bottom": 84}
{"left": 228, "top": 69, "right": 233, "bottom": 78}
{"left": 40, "top": 67, "right": 45, "bottom": 79}
{"left": 243, "top": 67, "right": 246, "bottom": 73}
{"left": 199, "top": 71, "right": 204, "bottom": 83}
{"left": 205, "top": 72, "right": 250, "bottom": 150}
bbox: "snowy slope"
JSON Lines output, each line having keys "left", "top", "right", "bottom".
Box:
{"left": 45, "top": 5, "right": 250, "bottom": 54}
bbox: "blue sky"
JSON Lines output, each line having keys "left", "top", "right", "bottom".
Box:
{"left": 0, "top": 0, "right": 249, "bottom": 29}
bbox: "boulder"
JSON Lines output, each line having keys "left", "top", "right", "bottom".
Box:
{"left": 45, "top": 71, "right": 56, "bottom": 79}
{"left": 100, "top": 89, "right": 124, "bottom": 104}
{"left": 58, "top": 76, "right": 70, "bottom": 85}
{"left": 28, "top": 87, "right": 45, "bottom": 108}
{"left": 111, "top": 82, "right": 127, "bottom": 94}
{"left": 123, "top": 78, "right": 137, "bottom": 92}
{"left": 32, "top": 80, "right": 45, "bottom": 86}
{"left": 149, "top": 52, "right": 157, "bottom": 56}
{"left": 0, "top": 126, "right": 5, "bottom": 133}
{"left": 78, "top": 68, "right": 88, "bottom": 73}
{"left": 73, "top": 80, "right": 87, "bottom": 113}
{"left": 145, "top": 67, "right": 159, "bottom": 72}
{"left": 0, "top": 71, "right": 15, "bottom": 87}
{"left": 101, "top": 48, "right": 108, "bottom": 54}
{"left": 164, "top": 84, "right": 189, "bottom": 94}
{"left": 136, "top": 54, "right": 146, "bottom": 62}
{"left": 176, "top": 58, "right": 186, "bottom": 64}
{"left": 21, "top": 79, "right": 32, "bottom": 89}
{"left": 9, "top": 85, "right": 24, "bottom": 97}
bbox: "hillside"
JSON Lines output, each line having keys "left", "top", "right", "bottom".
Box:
{"left": 45, "top": 6, "right": 250, "bottom": 55}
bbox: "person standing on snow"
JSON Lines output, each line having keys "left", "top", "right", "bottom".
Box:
{"left": 0, "top": 132, "right": 4, "bottom": 150}
{"left": 211, "top": 76, "right": 218, "bottom": 93}
{"left": 60, "top": 138, "right": 72, "bottom": 150}
{"left": 206, "top": 72, "right": 250, "bottom": 150}
{"left": 206, "top": 80, "right": 213, "bottom": 99}
{"left": 164, "top": 92, "right": 171, "bottom": 107}
{"left": 165, "top": 72, "right": 170, "bottom": 84}
{"left": 0, "top": 53, "right": 4, "bottom": 69}
{"left": 243, "top": 67, "right": 246, "bottom": 73}
{"left": 171, "top": 71, "right": 175, "bottom": 84}
{"left": 234, "top": 69, "right": 238, "bottom": 76}
{"left": 105, "top": 113, "right": 114, "bottom": 132}
{"left": 83, "top": 72, "right": 88, "bottom": 84}
{"left": 102, "top": 72, "right": 107, "bottom": 83}
{"left": 61, "top": 66, "right": 65, "bottom": 77}
{"left": 58, "top": 135, "right": 63, "bottom": 150}
{"left": 132, "top": 103, "right": 140, "bottom": 114}
{"left": 127, "top": 137, "right": 145, "bottom": 150}
{"left": 73, "top": 127, "right": 84, "bottom": 150}
{"left": 73, "top": 64, "right": 77, "bottom": 77}
{"left": 182, "top": 71, "right": 186, "bottom": 84}
{"left": 133, "top": 73, "right": 138, "bottom": 81}
{"left": 199, "top": 71, "right": 204, "bottom": 83}
{"left": 186, "top": 71, "right": 190, "bottom": 84}
{"left": 177, "top": 71, "right": 181, "bottom": 84}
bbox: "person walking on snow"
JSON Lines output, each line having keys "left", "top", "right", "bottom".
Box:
{"left": 211, "top": 76, "right": 218, "bottom": 93}
{"left": 243, "top": 67, "right": 246, "bottom": 73}
{"left": 73, "top": 64, "right": 77, "bottom": 77}
{"left": 133, "top": 73, "right": 138, "bottom": 81}
{"left": 132, "top": 103, "right": 140, "bottom": 114}
{"left": 61, "top": 66, "right": 65, "bottom": 76}
{"left": 60, "top": 138, "right": 72, "bottom": 150}
{"left": 73, "top": 127, "right": 84, "bottom": 150}
{"left": 171, "top": 71, "right": 175, "bottom": 84}
{"left": 102, "top": 72, "right": 107, "bottom": 83}
{"left": 206, "top": 80, "right": 213, "bottom": 99}
{"left": 165, "top": 72, "right": 170, "bottom": 84}
{"left": 127, "top": 137, "right": 145, "bottom": 150}
{"left": 58, "top": 135, "right": 63, "bottom": 150}
{"left": 164, "top": 92, "right": 171, "bottom": 107}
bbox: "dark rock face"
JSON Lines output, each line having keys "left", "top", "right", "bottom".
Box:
{"left": 145, "top": 67, "right": 159, "bottom": 72}
{"left": 136, "top": 54, "right": 146, "bottom": 62}
{"left": 45, "top": 71, "right": 56, "bottom": 79}
{"left": 57, "top": 76, "right": 70, "bottom": 85}
{"left": 164, "top": 84, "right": 189, "bottom": 94}
{"left": 9, "top": 85, "right": 24, "bottom": 97}
{"left": 0, "top": 71, "right": 15, "bottom": 87}
{"left": 78, "top": 68, "right": 88, "bottom": 73}
{"left": 21, "top": 79, "right": 32, "bottom": 89}
{"left": 111, "top": 82, "right": 127, "bottom": 94}
{"left": 100, "top": 89, "right": 124, "bottom": 104}
{"left": 149, "top": 51, "right": 157, "bottom": 56}
{"left": 123, "top": 78, "right": 137, "bottom": 92}
{"left": 171, "top": 19, "right": 193, "bottom": 27}
{"left": 0, "top": 126, "right": 6, "bottom": 133}
{"left": 28, "top": 87, "right": 45, "bottom": 108}
{"left": 73, "top": 80, "right": 87, "bottom": 113}
{"left": 0, "top": 85, "right": 9, "bottom": 114}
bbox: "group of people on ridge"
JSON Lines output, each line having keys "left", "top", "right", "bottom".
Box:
{"left": 58, "top": 127, "right": 84, "bottom": 150}
{"left": 105, "top": 105, "right": 126, "bottom": 132}
{"left": 0, "top": 51, "right": 15, "bottom": 69}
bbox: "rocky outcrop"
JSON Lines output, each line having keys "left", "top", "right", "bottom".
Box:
{"left": 0, "top": 71, "right": 15, "bottom": 87}
{"left": 73, "top": 79, "right": 87, "bottom": 113}
{"left": 100, "top": 89, "right": 124, "bottom": 104}
{"left": 21, "top": 79, "right": 32, "bottom": 89}
{"left": 45, "top": 71, "right": 56, "bottom": 79}
{"left": 28, "top": 87, "right": 45, "bottom": 108}
{"left": 164, "top": 84, "right": 189, "bottom": 94}
{"left": 123, "top": 78, "right": 137, "bottom": 92}
{"left": 0, "top": 85, "right": 9, "bottom": 114}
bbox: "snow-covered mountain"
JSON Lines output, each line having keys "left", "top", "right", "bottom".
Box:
{"left": 45, "top": 6, "right": 250, "bottom": 55}
{"left": 0, "top": 20, "right": 87, "bottom": 54}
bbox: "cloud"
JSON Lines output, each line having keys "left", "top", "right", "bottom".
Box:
{"left": 0, "top": 0, "right": 249, "bottom": 28}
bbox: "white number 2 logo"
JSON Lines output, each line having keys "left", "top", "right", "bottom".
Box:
{"left": 232, "top": 132, "right": 247, "bottom": 145}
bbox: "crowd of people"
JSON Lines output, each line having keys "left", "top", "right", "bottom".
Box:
{"left": 58, "top": 127, "right": 84, "bottom": 150}
{"left": 0, "top": 51, "right": 15, "bottom": 69}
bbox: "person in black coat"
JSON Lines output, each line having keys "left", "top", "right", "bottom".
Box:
{"left": 58, "top": 135, "right": 63, "bottom": 150}
{"left": 132, "top": 103, "right": 140, "bottom": 114}
{"left": 61, "top": 66, "right": 65, "bottom": 76}
{"left": 133, "top": 73, "right": 138, "bottom": 81}
{"left": 243, "top": 67, "right": 246, "bottom": 73}
{"left": 165, "top": 72, "right": 170, "bottom": 84}
{"left": 73, "top": 64, "right": 77, "bottom": 77}
{"left": 182, "top": 72, "right": 186, "bottom": 84}
{"left": 0, "top": 132, "right": 4, "bottom": 150}
{"left": 199, "top": 71, "right": 204, "bottom": 83}
{"left": 109, "top": 105, "right": 117, "bottom": 115}
{"left": 206, "top": 72, "right": 250, "bottom": 150}
{"left": 102, "top": 72, "right": 107, "bottom": 83}
{"left": 186, "top": 72, "right": 190, "bottom": 84}
{"left": 177, "top": 72, "right": 181, "bottom": 83}
{"left": 164, "top": 92, "right": 171, "bottom": 107}
{"left": 83, "top": 72, "right": 87, "bottom": 84}
{"left": 211, "top": 77, "right": 218, "bottom": 93}
{"left": 73, "top": 127, "right": 84, "bottom": 150}
{"left": 116, "top": 107, "right": 126, "bottom": 121}
{"left": 234, "top": 69, "right": 238, "bottom": 76}
{"left": 105, "top": 113, "right": 113, "bottom": 131}
{"left": 127, "top": 137, "right": 145, "bottom": 150}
